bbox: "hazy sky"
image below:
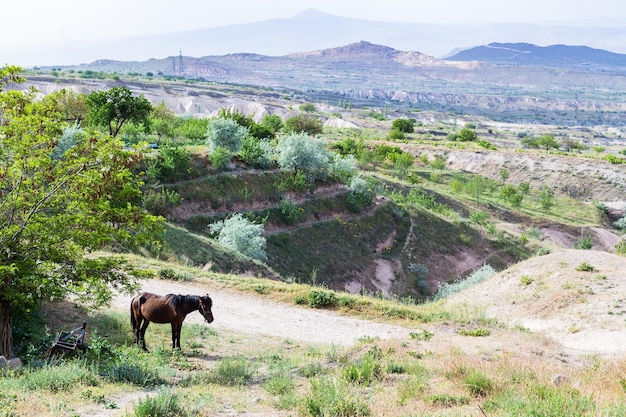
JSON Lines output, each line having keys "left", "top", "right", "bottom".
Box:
{"left": 3, "top": 0, "right": 626, "bottom": 48}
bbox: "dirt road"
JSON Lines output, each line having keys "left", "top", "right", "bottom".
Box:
{"left": 111, "top": 279, "right": 414, "bottom": 346}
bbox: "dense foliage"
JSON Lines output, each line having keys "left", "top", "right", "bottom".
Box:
{"left": 0, "top": 67, "right": 163, "bottom": 357}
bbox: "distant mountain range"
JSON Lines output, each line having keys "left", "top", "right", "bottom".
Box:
{"left": 26, "top": 39, "right": 626, "bottom": 126}
{"left": 446, "top": 42, "right": 626, "bottom": 68}
{"left": 7, "top": 9, "right": 626, "bottom": 67}
{"left": 61, "top": 40, "right": 626, "bottom": 85}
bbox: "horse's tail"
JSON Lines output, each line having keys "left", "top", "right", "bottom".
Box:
{"left": 130, "top": 296, "right": 138, "bottom": 330}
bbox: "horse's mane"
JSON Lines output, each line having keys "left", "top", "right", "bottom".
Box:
{"left": 173, "top": 294, "right": 199, "bottom": 310}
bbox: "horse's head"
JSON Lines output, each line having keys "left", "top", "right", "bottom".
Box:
{"left": 198, "top": 294, "right": 214, "bottom": 323}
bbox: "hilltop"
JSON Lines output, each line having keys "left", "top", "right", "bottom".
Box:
{"left": 446, "top": 42, "right": 626, "bottom": 69}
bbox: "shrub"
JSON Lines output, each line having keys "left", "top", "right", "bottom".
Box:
{"left": 152, "top": 143, "right": 191, "bottom": 182}
{"left": 574, "top": 235, "right": 593, "bottom": 250}
{"left": 457, "top": 126, "right": 478, "bottom": 142}
{"left": 158, "top": 268, "right": 191, "bottom": 281}
{"left": 299, "top": 103, "right": 317, "bottom": 113}
{"left": 330, "top": 153, "right": 358, "bottom": 183}
{"left": 239, "top": 137, "right": 274, "bottom": 168}
{"left": 51, "top": 123, "right": 83, "bottom": 160}
{"left": 458, "top": 328, "right": 491, "bottom": 337}
{"left": 209, "top": 146, "right": 231, "bottom": 170}
{"left": 209, "top": 356, "right": 254, "bottom": 386}
{"left": 141, "top": 188, "right": 180, "bottom": 217}
{"left": 301, "top": 377, "right": 371, "bottom": 417}
{"left": 275, "top": 133, "right": 331, "bottom": 183}
{"left": 133, "top": 388, "right": 187, "bottom": 417}
{"left": 175, "top": 117, "right": 209, "bottom": 142}
{"left": 388, "top": 129, "right": 405, "bottom": 140}
{"left": 346, "top": 176, "right": 374, "bottom": 213}
{"left": 104, "top": 364, "right": 163, "bottom": 386}
{"left": 409, "top": 329, "right": 434, "bottom": 341}
{"left": 205, "top": 117, "right": 249, "bottom": 154}
{"left": 575, "top": 262, "right": 595, "bottom": 272}
{"left": 616, "top": 240, "right": 626, "bottom": 256}
{"left": 436, "top": 264, "right": 496, "bottom": 299}
{"left": 536, "top": 247, "right": 551, "bottom": 256}
{"left": 391, "top": 118, "right": 415, "bottom": 133}
{"left": 307, "top": 290, "right": 336, "bottom": 308}
{"left": 260, "top": 114, "right": 283, "bottom": 133}
{"left": 20, "top": 363, "right": 100, "bottom": 392}
{"left": 425, "top": 394, "right": 470, "bottom": 407}
{"left": 278, "top": 198, "right": 305, "bottom": 225}
{"left": 208, "top": 213, "right": 267, "bottom": 261}
{"left": 263, "top": 374, "right": 295, "bottom": 395}
{"left": 283, "top": 114, "right": 323, "bottom": 136}
{"left": 613, "top": 216, "right": 626, "bottom": 230}
{"left": 341, "top": 352, "right": 383, "bottom": 386}
{"left": 465, "top": 370, "right": 493, "bottom": 397}
{"left": 469, "top": 211, "right": 488, "bottom": 225}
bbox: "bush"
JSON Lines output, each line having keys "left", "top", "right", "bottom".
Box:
{"left": 346, "top": 176, "right": 374, "bottom": 213}
{"left": 299, "top": 103, "right": 317, "bottom": 113}
{"left": 20, "top": 363, "right": 100, "bottom": 392}
{"left": 208, "top": 213, "right": 267, "bottom": 261}
{"left": 275, "top": 133, "right": 331, "bottom": 183}
{"left": 175, "top": 117, "right": 209, "bottom": 142}
{"left": 308, "top": 290, "right": 337, "bottom": 308}
{"left": 574, "top": 235, "right": 593, "bottom": 250}
{"left": 465, "top": 370, "right": 493, "bottom": 397}
{"left": 133, "top": 388, "right": 187, "bottom": 417}
{"left": 205, "top": 117, "right": 249, "bottom": 154}
{"left": 150, "top": 143, "right": 191, "bottom": 183}
{"left": 104, "top": 364, "right": 164, "bottom": 386}
{"left": 436, "top": 264, "right": 496, "bottom": 299}
{"left": 52, "top": 123, "right": 83, "bottom": 160}
{"left": 263, "top": 373, "right": 295, "bottom": 395}
{"left": 330, "top": 154, "right": 358, "bottom": 183}
{"left": 458, "top": 126, "right": 478, "bottom": 142}
{"left": 238, "top": 137, "right": 274, "bottom": 168}
{"left": 141, "top": 187, "right": 180, "bottom": 217}
{"left": 342, "top": 355, "right": 382, "bottom": 386}
{"left": 209, "top": 356, "right": 254, "bottom": 386}
{"left": 301, "top": 377, "right": 371, "bottom": 417}
{"left": 283, "top": 114, "right": 323, "bottom": 136}
{"left": 388, "top": 129, "right": 405, "bottom": 140}
{"left": 613, "top": 216, "right": 626, "bottom": 230}
{"left": 209, "top": 146, "right": 231, "bottom": 170}
{"left": 278, "top": 198, "right": 305, "bottom": 225}
{"left": 391, "top": 118, "right": 415, "bottom": 133}
{"left": 575, "top": 262, "right": 595, "bottom": 272}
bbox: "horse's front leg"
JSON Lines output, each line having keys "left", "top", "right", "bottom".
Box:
{"left": 171, "top": 323, "right": 182, "bottom": 350}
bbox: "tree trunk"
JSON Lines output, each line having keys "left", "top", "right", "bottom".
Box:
{"left": 0, "top": 299, "right": 13, "bottom": 359}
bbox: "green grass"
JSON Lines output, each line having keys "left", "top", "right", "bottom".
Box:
{"left": 4, "top": 269, "right": 626, "bottom": 417}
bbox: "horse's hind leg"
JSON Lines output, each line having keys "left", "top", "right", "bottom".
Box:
{"left": 139, "top": 321, "right": 150, "bottom": 352}
{"left": 132, "top": 317, "right": 141, "bottom": 345}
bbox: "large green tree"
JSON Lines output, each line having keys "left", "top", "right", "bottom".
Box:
{"left": 85, "top": 86, "right": 153, "bottom": 137}
{"left": 0, "top": 67, "right": 163, "bottom": 358}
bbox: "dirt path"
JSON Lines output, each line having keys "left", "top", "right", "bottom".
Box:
{"left": 111, "top": 279, "right": 414, "bottom": 346}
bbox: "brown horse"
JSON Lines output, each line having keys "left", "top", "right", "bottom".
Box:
{"left": 130, "top": 292, "right": 214, "bottom": 351}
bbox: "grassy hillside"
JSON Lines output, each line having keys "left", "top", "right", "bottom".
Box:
{"left": 138, "top": 120, "right": 626, "bottom": 302}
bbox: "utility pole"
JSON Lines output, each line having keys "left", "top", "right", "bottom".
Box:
{"left": 179, "top": 50, "right": 184, "bottom": 77}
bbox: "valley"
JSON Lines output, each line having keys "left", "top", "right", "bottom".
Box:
{"left": 4, "top": 32, "right": 626, "bottom": 414}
